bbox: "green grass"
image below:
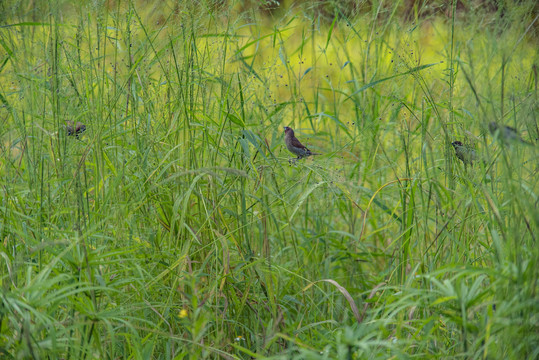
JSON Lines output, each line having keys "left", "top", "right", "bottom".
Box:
{"left": 1, "top": 0, "right": 538, "bottom": 358}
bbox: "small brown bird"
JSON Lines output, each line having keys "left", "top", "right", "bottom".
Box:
{"left": 451, "top": 141, "right": 477, "bottom": 166}
{"left": 284, "top": 126, "right": 320, "bottom": 160}
{"left": 488, "top": 121, "right": 532, "bottom": 145}
{"left": 65, "top": 121, "right": 86, "bottom": 139}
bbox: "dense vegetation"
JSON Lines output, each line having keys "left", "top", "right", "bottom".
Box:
{"left": 1, "top": 0, "right": 538, "bottom": 358}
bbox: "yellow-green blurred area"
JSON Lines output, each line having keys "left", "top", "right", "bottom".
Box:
{"left": 1, "top": 0, "right": 537, "bottom": 144}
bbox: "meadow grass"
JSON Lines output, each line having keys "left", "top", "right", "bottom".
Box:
{"left": 0, "top": 0, "right": 538, "bottom": 358}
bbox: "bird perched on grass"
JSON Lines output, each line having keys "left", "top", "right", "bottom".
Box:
{"left": 451, "top": 141, "right": 477, "bottom": 166}
{"left": 283, "top": 126, "right": 320, "bottom": 161}
{"left": 488, "top": 121, "right": 532, "bottom": 145}
{"left": 65, "top": 121, "right": 86, "bottom": 139}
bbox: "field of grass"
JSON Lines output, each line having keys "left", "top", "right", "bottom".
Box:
{"left": 1, "top": 0, "right": 538, "bottom": 358}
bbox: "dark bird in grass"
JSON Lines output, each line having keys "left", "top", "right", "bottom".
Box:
{"left": 451, "top": 141, "right": 477, "bottom": 166}
{"left": 65, "top": 121, "right": 86, "bottom": 139}
{"left": 284, "top": 126, "right": 320, "bottom": 161}
{"left": 488, "top": 121, "right": 532, "bottom": 145}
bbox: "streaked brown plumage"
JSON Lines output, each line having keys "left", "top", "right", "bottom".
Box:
{"left": 451, "top": 141, "right": 477, "bottom": 166}
{"left": 284, "top": 126, "right": 320, "bottom": 160}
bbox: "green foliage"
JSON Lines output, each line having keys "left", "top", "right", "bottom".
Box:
{"left": 0, "top": 0, "right": 538, "bottom": 358}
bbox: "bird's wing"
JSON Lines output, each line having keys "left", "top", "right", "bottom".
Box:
{"left": 291, "top": 136, "right": 307, "bottom": 150}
